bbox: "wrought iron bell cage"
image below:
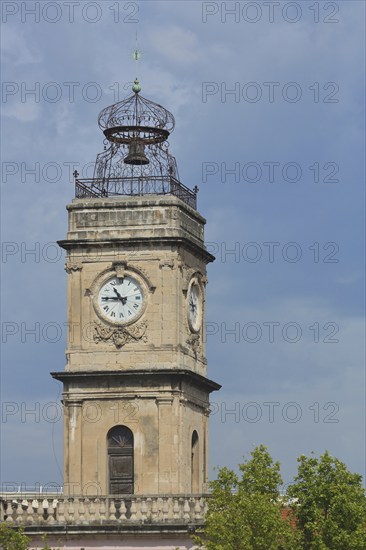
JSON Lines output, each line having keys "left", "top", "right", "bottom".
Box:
{"left": 75, "top": 79, "right": 197, "bottom": 209}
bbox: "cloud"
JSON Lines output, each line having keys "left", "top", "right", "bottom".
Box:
{"left": 2, "top": 101, "right": 40, "bottom": 122}
{"left": 1, "top": 1, "right": 364, "bottom": 487}
{"left": 149, "top": 26, "right": 200, "bottom": 65}
{"left": 1, "top": 26, "right": 42, "bottom": 66}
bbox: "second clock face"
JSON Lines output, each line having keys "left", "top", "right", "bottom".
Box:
{"left": 97, "top": 275, "right": 144, "bottom": 325}
{"left": 188, "top": 279, "right": 202, "bottom": 333}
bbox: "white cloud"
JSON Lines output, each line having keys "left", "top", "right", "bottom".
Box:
{"left": 1, "top": 26, "right": 42, "bottom": 66}
{"left": 2, "top": 101, "right": 40, "bottom": 122}
{"left": 149, "top": 26, "right": 200, "bottom": 65}
{"left": 1, "top": 0, "right": 364, "bottom": 486}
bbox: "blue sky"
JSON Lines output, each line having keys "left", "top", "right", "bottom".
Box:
{"left": 1, "top": 0, "right": 365, "bottom": 491}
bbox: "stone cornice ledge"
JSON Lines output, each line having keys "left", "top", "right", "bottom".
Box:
{"left": 51, "top": 368, "right": 221, "bottom": 393}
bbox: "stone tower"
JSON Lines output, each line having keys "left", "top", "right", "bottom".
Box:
{"left": 52, "top": 81, "right": 220, "bottom": 498}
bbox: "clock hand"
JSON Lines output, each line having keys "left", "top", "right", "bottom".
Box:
{"left": 112, "top": 287, "right": 129, "bottom": 306}
{"left": 114, "top": 287, "right": 129, "bottom": 305}
{"left": 113, "top": 287, "right": 123, "bottom": 299}
{"left": 101, "top": 296, "right": 120, "bottom": 301}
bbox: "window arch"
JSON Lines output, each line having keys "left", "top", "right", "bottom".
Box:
{"left": 191, "top": 430, "right": 199, "bottom": 493}
{"left": 107, "top": 426, "right": 134, "bottom": 494}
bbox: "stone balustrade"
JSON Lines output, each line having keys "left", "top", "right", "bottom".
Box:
{"left": 0, "top": 495, "right": 207, "bottom": 526}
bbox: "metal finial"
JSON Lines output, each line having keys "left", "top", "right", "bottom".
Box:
{"left": 132, "top": 49, "right": 142, "bottom": 62}
{"left": 132, "top": 78, "right": 141, "bottom": 93}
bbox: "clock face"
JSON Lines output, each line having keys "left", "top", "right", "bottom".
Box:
{"left": 188, "top": 279, "right": 202, "bottom": 333}
{"left": 97, "top": 275, "right": 144, "bottom": 325}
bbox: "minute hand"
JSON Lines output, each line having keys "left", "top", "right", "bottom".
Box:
{"left": 113, "top": 287, "right": 128, "bottom": 305}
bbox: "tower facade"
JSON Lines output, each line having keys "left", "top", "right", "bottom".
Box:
{"left": 52, "top": 82, "right": 220, "bottom": 498}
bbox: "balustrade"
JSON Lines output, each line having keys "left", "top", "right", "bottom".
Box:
{"left": 0, "top": 495, "right": 207, "bottom": 526}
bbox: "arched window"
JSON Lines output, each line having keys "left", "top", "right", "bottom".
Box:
{"left": 107, "top": 426, "right": 134, "bottom": 495}
{"left": 191, "top": 430, "right": 199, "bottom": 493}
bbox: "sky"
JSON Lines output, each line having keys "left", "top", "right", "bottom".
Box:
{"left": 0, "top": 0, "right": 365, "bottom": 493}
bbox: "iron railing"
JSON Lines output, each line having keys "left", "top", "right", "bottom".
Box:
{"left": 75, "top": 176, "right": 197, "bottom": 210}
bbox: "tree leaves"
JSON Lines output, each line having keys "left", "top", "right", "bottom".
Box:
{"left": 0, "top": 524, "right": 30, "bottom": 550}
{"left": 288, "top": 451, "right": 366, "bottom": 549}
{"left": 194, "top": 445, "right": 300, "bottom": 550}
{"left": 194, "top": 447, "right": 365, "bottom": 550}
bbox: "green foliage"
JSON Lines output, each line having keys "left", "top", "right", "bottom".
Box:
{"left": 194, "top": 446, "right": 366, "bottom": 550}
{"left": 194, "top": 445, "right": 300, "bottom": 550}
{"left": 39, "top": 533, "right": 53, "bottom": 550}
{"left": 288, "top": 450, "right": 366, "bottom": 549}
{"left": 0, "top": 525, "right": 60, "bottom": 550}
{"left": 0, "top": 523, "right": 30, "bottom": 550}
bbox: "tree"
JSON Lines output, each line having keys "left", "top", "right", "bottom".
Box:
{"left": 0, "top": 523, "right": 30, "bottom": 550}
{"left": 194, "top": 445, "right": 300, "bottom": 550}
{"left": 0, "top": 525, "right": 58, "bottom": 550}
{"left": 287, "top": 450, "right": 366, "bottom": 549}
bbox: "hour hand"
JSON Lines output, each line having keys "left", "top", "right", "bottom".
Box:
{"left": 101, "top": 296, "right": 119, "bottom": 301}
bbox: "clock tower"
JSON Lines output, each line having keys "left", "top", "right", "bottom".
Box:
{"left": 52, "top": 80, "right": 220, "bottom": 499}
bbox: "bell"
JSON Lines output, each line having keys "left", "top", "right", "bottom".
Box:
{"left": 124, "top": 141, "right": 149, "bottom": 165}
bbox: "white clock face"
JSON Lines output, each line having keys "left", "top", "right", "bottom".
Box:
{"left": 188, "top": 280, "right": 202, "bottom": 332}
{"left": 97, "top": 275, "right": 144, "bottom": 324}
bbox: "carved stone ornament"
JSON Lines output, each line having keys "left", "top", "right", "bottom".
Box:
{"left": 112, "top": 261, "right": 127, "bottom": 279}
{"left": 65, "top": 262, "right": 83, "bottom": 273}
{"left": 180, "top": 265, "right": 204, "bottom": 292}
{"left": 93, "top": 320, "right": 148, "bottom": 349}
{"left": 186, "top": 333, "right": 201, "bottom": 354}
{"left": 159, "top": 259, "right": 175, "bottom": 269}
